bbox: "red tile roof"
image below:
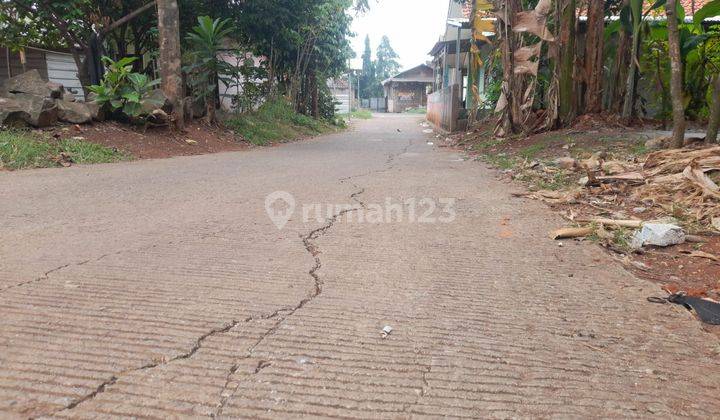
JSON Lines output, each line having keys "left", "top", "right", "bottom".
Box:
{"left": 680, "top": 0, "right": 711, "bottom": 15}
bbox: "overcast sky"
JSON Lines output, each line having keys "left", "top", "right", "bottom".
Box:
{"left": 349, "top": 0, "right": 450, "bottom": 72}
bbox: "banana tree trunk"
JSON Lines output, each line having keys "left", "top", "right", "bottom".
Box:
{"left": 584, "top": 0, "right": 604, "bottom": 113}
{"left": 666, "top": 0, "right": 686, "bottom": 148}
{"left": 558, "top": 0, "right": 576, "bottom": 125}
{"left": 622, "top": 0, "right": 642, "bottom": 120}
{"left": 707, "top": 74, "right": 720, "bottom": 143}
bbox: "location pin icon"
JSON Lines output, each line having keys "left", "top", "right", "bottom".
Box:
{"left": 265, "top": 191, "right": 296, "bottom": 230}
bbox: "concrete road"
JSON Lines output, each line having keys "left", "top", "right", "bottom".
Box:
{"left": 1, "top": 114, "right": 719, "bottom": 418}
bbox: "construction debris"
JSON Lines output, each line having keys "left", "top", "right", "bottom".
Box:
{"left": 631, "top": 223, "right": 686, "bottom": 249}
{"left": 681, "top": 250, "right": 720, "bottom": 262}
{"left": 551, "top": 226, "right": 595, "bottom": 240}
{"left": 381, "top": 325, "right": 393, "bottom": 339}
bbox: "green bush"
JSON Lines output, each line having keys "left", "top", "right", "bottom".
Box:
{"left": 225, "top": 98, "right": 334, "bottom": 145}
{"left": 89, "top": 56, "right": 161, "bottom": 121}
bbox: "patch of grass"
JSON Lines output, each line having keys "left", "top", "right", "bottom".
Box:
{"left": 340, "top": 109, "right": 373, "bottom": 119}
{"left": 612, "top": 227, "right": 634, "bottom": 252}
{"left": 534, "top": 171, "right": 572, "bottom": 191}
{"left": 518, "top": 142, "right": 546, "bottom": 160}
{"left": 404, "top": 107, "right": 426, "bottom": 114}
{"left": 0, "top": 130, "right": 127, "bottom": 170}
{"left": 226, "top": 99, "right": 335, "bottom": 146}
{"left": 58, "top": 138, "right": 128, "bottom": 164}
{"left": 472, "top": 138, "right": 504, "bottom": 152}
{"left": 484, "top": 153, "right": 516, "bottom": 170}
{"left": 630, "top": 141, "right": 647, "bottom": 156}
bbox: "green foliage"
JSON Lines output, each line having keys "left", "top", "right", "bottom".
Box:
{"left": 695, "top": 0, "right": 720, "bottom": 25}
{"left": 341, "top": 109, "right": 373, "bottom": 119}
{"left": 88, "top": 56, "right": 161, "bottom": 119}
{"left": 225, "top": 98, "right": 334, "bottom": 145}
{"left": 360, "top": 35, "right": 375, "bottom": 99}
{"left": 223, "top": 54, "right": 268, "bottom": 114}
{"left": 359, "top": 35, "right": 401, "bottom": 98}
{"left": 184, "top": 16, "right": 235, "bottom": 117}
{"left": 0, "top": 130, "right": 127, "bottom": 170}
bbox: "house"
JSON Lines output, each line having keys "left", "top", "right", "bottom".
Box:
{"left": 382, "top": 64, "right": 433, "bottom": 113}
{"left": 426, "top": 0, "right": 491, "bottom": 132}
{"left": 1, "top": 46, "right": 86, "bottom": 100}
{"left": 328, "top": 75, "right": 353, "bottom": 114}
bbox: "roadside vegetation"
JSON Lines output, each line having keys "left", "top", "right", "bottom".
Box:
{"left": 0, "top": 130, "right": 128, "bottom": 170}
{"left": 341, "top": 110, "right": 373, "bottom": 119}
{"left": 404, "top": 107, "right": 427, "bottom": 115}
{"left": 225, "top": 99, "right": 340, "bottom": 146}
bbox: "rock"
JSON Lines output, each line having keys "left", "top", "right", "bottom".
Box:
{"left": 578, "top": 176, "right": 589, "bottom": 186}
{"left": 602, "top": 160, "right": 628, "bottom": 175}
{"left": 645, "top": 136, "right": 668, "bottom": 151}
{"left": 45, "top": 81, "right": 64, "bottom": 99}
{"left": 84, "top": 100, "right": 105, "bottom": 122}
{"left": 141, "top": 90, "right": 170, "bottom": 114}
{"left": 554, "top": 157, "right": 577, "bottom": 170}
{"left": 148, "top": 108, "right": 169, "bottom": 125}
{"left": 7, "top": 93, "right": 57, "bottom": 127}
{"left": 57, "top": 100, "right": 92, "bottom": 124}
{"left": 0, "top": 97, "right": 31, "bottom": 127}
{"left": 4, "top": 69, "right": 63, "bottom": 98}
{"left": 184, "top": 96, "right": 206, "bottom": 119}
{"left": 631, "top": 223, "right": 686, "bottom": 249}
{"left": 581, "top": 153, "right": 603, "bottom": 170}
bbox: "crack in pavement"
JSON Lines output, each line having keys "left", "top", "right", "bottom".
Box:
{"left": 1, "top": 226, "right": 234, "bottom": 294}
{"left": 213, "top": 189, "right": 366, "bottom": 418}
{"left": 36, "top": 136, "right": 412, "bottom": 418}
{"left": 42, "top": 318, "right": 243, "bottom": 418}
{"left": 213, "top": 136, "right": 416, "bottom": 416}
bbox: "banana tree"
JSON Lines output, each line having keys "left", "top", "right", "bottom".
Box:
{"left": 695, "top": 0, "right": 720, "bottom": 142}
{"left": 622, "top": 0, "right": 667, "bottom": 119}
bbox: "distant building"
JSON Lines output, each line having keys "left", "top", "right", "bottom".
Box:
{"left": 382, "top": 64, "right": 434, "bottom": 113}
{"left": 328, "top": 75, "right": 352, "bottom": 114}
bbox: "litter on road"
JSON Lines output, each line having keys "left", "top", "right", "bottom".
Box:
{"left": 381, "top": 325, "right": 393, "bottom": 339}
{"left": 667, "top": 294, "right": 720, "bottom": 325}
{"left": 631, "top": 223, "right": 686, "bottom": 249}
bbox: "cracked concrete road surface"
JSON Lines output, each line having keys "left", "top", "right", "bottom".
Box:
{"left": 1, "top": 114, "right": 720, "bottom": 419}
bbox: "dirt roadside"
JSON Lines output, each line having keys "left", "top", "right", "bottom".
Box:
{"left": 439, "top": 118, "right": 720, "bottom": 332}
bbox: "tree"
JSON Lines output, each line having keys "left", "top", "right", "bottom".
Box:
{"left": 157, "top": 0, "right": 184, "bottom": 129}
{"left": 374, "top": 35, "right": 400, "bottom": 94}
{"left": 666, "top": 0, "right": 686, "bottom": 148}
{"left": 1, "top": 0, "right": 159, "bottom": 95}
{"left": 232, "top": 0, "right": 355, "bottom": 115}
{"left": 185, "top": 16, "right": 233, "bottom": 124}
{"left": 360, "top": 35, "right": 374, "bottom": 99}
{"left": 584, "top": 0, "right": 605, "bottom": 113}
{"left": 708, "top": 75, "right": 720, "bottom": 143}
{"left": 558, "top": 0, "right": 576, "bottom": 124}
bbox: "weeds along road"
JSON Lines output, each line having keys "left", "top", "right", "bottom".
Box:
{"left": 1, "top": 113, "right": 719, "bottom": 417}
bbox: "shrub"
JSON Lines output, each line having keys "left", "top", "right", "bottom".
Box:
{"left": 89, "top": 57, "right": 161, "bottom": 121}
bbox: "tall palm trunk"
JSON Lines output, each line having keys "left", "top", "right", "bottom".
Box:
{"left": 666, "top": 0, "right": 685, "bottom": 148}
{"left": 157, "top": 0, "right": 184, "bottom": 130}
